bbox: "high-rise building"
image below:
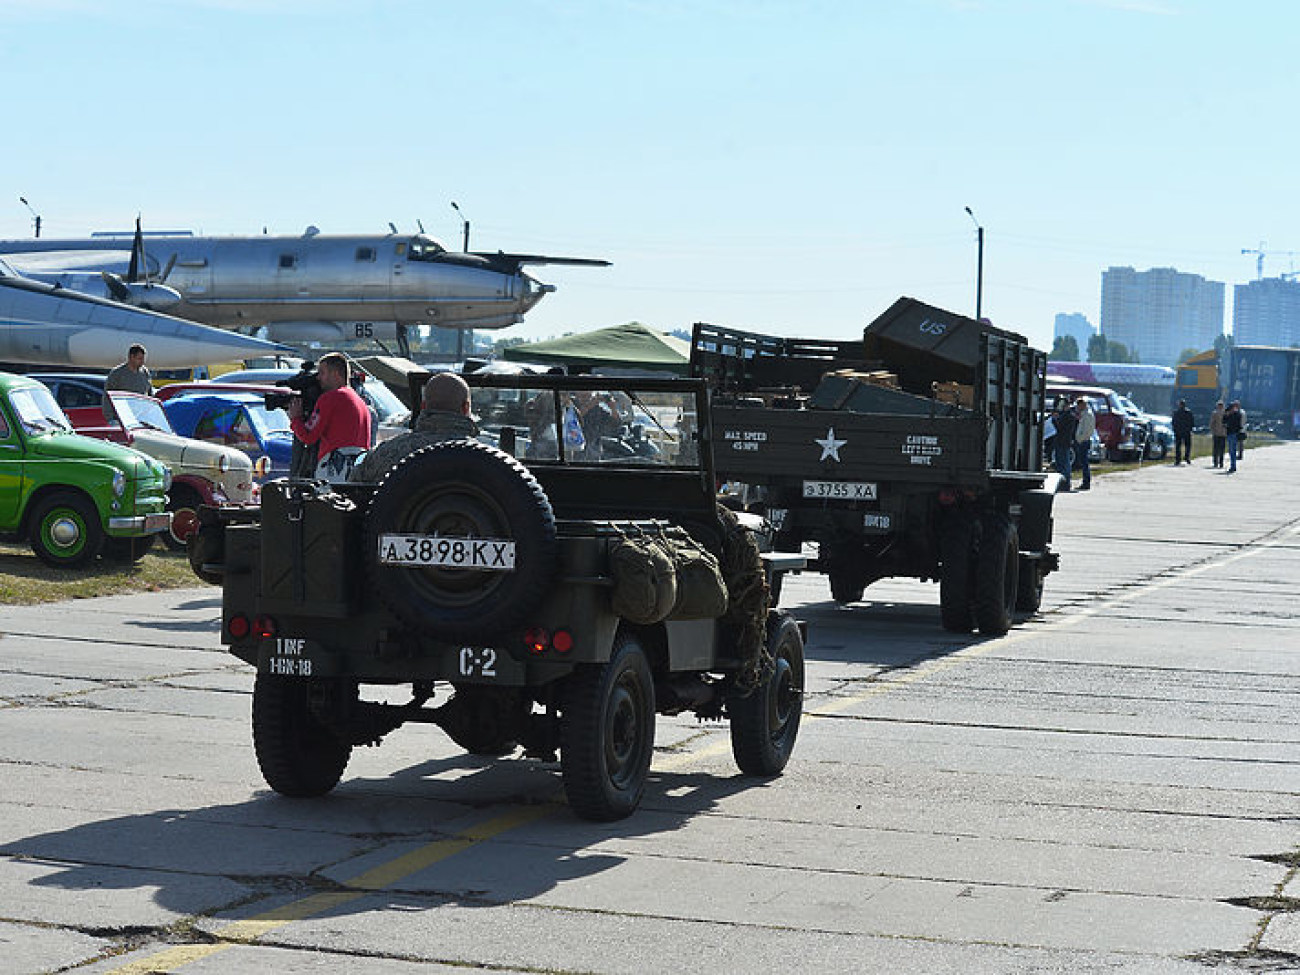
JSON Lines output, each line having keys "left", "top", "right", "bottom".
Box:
{"left": 1233, "top": 277, "right": 1300, "bottom": 346}
{"left": 1100, "top": 267, "right": 1225, "bottom": 365}
{"left": 1053, "top": 312, "right": 1095, "bottom": 353}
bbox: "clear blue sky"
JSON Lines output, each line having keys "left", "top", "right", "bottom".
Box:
{"left": 1, "top": 0, "right": 1296, "bottom": 353}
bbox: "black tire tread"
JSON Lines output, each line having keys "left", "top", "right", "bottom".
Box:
{"left": 252, "top": 675, "right": 351, "bottom": 798}
{"left": 730, "top": 613, "right": 804, "bottom": 776}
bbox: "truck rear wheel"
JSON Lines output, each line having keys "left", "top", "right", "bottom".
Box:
{"left": 730, "top": 613, "right": 804, "bottom": 776}
{"left": 975, "top": 515, "right": 1020, "bottom": 636}
{"left": 1016, "top": 556, "right": 1044, "bottom": 613}
{"left": 365, "top": 442, "right": 558, "bottom": 642}
{"left": 939, "top": 517, "right": 976, "bottom": 633}
{"left": 560, "top": 633, "right": 655, "bottom": 821}
{"left": 252, "top": 675, "right": 352, "bottom": 798}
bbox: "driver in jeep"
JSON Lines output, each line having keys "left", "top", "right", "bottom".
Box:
{"left": 351, "top": 373, "right": 478, "bottom": 483}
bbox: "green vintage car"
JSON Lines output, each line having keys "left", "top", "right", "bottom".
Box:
{"left": 0, "top": 372, "right": 172, "bottom": 568}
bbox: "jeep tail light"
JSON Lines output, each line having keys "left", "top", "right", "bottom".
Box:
{"left": 938, "top": 489, "right": 957, "bottom": 505}
{"left": 551, "top": 629, "right": 574, "bottom": 653}
{"left": 524, "top": 627, "right": 549, "bottom": 655}
{"left": 228, "top": 614, "right": 250, "bottom": 639}
{"left": 254, "top": 615, "right": 278, "bottom": 639}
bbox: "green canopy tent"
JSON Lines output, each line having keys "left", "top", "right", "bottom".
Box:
{"left": 500, "top": 322, "right": 690, "bottom": 376}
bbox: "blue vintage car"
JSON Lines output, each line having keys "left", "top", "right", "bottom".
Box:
{"left": 160, "top": 390, "right": 293, "bottom": 480}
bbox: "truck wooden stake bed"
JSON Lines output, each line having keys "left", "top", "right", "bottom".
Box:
{"left": 691, "top": 296, "right": 1062, "bottom": 635}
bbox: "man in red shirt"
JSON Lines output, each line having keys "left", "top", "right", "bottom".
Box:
{"left": 288, "top": 352, "right": 372, "bottom": 482}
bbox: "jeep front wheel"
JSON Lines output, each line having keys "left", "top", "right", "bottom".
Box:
{"left": 560, "top": 633, "right": 655, "bottom": 821}
{"left": 252, "top": 675, "right": 353, "bottom": 798}
{"left": 729, "top": 612, "right": 804, "bottom": 776}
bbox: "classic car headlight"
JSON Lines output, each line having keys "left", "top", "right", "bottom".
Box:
{"left": 112, "top": 470, "right": 126, "bottom": 497}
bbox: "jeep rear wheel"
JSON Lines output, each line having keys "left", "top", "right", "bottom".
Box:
{"left": 366, "top": 442, "right": 558, "bottom": 642}
{"left": 252, "top": 675, "right": 352, "bottom": 798}
{"left": 29, "top": 492, "right": 104, "bottom": 569}
{"left": 560, "top": 633, "right": 655, "bottom": 821}
{"left": 730, "top": 612, "right": 804, "bottom": 776}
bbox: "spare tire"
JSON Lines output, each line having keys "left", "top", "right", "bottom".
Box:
{"left": 365, "top": 441, "right": 558, "bottom": 641}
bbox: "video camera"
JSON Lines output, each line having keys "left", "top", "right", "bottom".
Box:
{"left": 265, "top": 360, "right": 323, "bottom": 415}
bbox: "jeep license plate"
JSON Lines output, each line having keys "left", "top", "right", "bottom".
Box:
{"left": 802, "top": 480, "right": 877, "bottom": 500}
{"left": 378, "top": 534, "right": 516, "bottom": 570}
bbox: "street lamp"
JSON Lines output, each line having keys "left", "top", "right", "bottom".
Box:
{"left": 450, "top": 201, "right": 470, "bottom": 253}
{"left": 964, "top": 206, "right": 983, "bottom": 321}
{"left": 18, "top": 196, "right": 41, "bottom": 238}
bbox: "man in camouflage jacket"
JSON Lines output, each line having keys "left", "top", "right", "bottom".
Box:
{"left": 350, "top": 373, "right": 479, "bottom": 483}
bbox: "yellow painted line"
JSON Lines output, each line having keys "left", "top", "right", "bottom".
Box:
{"left": 108, "top": 804, "right": 558, "bottom": 973}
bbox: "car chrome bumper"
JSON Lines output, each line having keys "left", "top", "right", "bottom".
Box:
{"left": 109, "top": 512, "right": 173, "bottom": 532}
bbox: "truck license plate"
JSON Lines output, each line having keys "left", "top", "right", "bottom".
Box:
{"left": 378, "top": 534, "right": 516, "bottom": 570}
{"left": 802, "top": 480, "right": 877, "bottom": 500}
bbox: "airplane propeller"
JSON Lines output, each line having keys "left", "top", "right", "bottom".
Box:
{"left": 99, "top": 215, "right": 182, "bottom": 312}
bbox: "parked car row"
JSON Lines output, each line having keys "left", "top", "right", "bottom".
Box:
{"left": 1047, "top": 382, "right": 1156, "bottom": 463}
{"left": 2, "top": 358, "right": 416, "bottom": 569}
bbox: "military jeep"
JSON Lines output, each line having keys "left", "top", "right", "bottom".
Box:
{"left": 194, "top": 374, "right": 805, "bottom": 821}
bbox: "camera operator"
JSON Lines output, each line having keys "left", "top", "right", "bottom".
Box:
{"left": 288, "top": 352, "right": 371, "bottom": 483}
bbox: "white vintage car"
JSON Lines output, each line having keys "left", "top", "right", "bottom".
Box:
{"left": 66, "top": 391, "right": 263, "bottom": 548}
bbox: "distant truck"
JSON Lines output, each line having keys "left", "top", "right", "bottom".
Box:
{"left": 691, "top": 297, "right": 1061, "bottom": 635}
{"left": 1174, "top": 345, "right": 1300, "bottom": 438}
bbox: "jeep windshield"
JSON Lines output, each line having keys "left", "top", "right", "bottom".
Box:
{"left": 466, "top": 375, "right": 702, "bottom": 470}
{"left": 10, "top": 384, "right": 73, "bottom": 435}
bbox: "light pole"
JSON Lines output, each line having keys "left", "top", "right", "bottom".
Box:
{"left": 964, "top": 206, "right": 983, "bottom": 321}
{"left": 450, "top": 201, "right": 470, "bottom": 252}
{"left": 18, "top": 197, "right": 40, "bottom": 238}
{"left": 449, "top": 202, "right": 470, "bottom": 360}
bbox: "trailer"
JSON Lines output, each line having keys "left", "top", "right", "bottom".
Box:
{"left": 691, "top": 297, "right": 1061, "bottom": 635}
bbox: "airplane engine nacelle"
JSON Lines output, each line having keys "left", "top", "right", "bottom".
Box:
{"left": 122, "top": 282, "right": 182, "bottom": 313}
{"left": 266, "top": 321, "right": 402, "bottom": 344}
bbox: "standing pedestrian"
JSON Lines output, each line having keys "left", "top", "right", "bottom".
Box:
{"left": 1209, "top": 401, "right": 1226, "bottom": 468}
{"left": 1171, "top": 399, "right": 1195, "bottom": 466}
{"left": 288, "top": 352, "right": 372, "bottom": 483}
{"left": 1073, "top": 396, "right": 1094, "bottom": 491}
{"left": 1224, "top": 400, "right": 1244, "bottom": 474}
{"left": 1052, "top": 397, "right": 1078, "bottom": 490}
{"left": 104, "top": 343, "right": 154, "bottom": 396}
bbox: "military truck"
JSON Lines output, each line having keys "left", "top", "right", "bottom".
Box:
{"left": 691, "top": 297, "right": 1060, "bottom": 635}
{"left": 191, "top": 374, "right": 805, "bottom": 821}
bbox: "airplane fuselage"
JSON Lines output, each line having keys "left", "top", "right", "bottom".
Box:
{"left": 0, "top": 262, "right": 292, "bottom": 368}
{"left": 0, "top": 232, "right": 558, "bottom": 345}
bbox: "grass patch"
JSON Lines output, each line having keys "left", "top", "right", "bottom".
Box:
{"left": 0, "top": 541, "right": 211, "bottom": 605}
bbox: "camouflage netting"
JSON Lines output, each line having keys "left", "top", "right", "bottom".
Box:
{"left": 716, "top": 504, "right": 770, "bottom": 692}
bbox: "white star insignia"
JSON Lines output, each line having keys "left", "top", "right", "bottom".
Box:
{"left": 815, "top": 427, "right": 847, "bottom": 462}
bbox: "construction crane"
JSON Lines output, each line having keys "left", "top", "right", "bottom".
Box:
{"left": 1242, "top": 242, "right": 1296, "bottom": 280}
